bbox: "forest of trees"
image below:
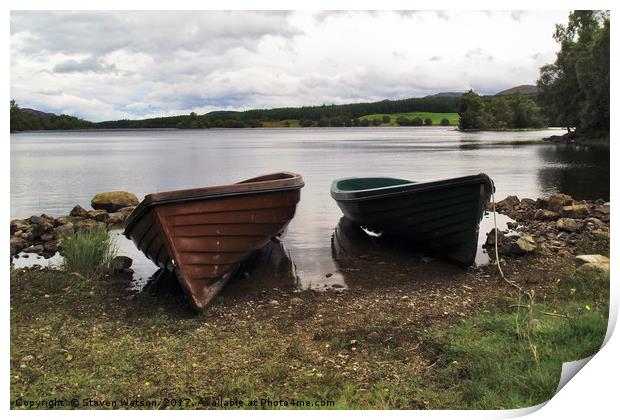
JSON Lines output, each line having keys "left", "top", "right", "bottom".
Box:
{"left": 10, "top": 100, "right": 94, "bottom": 132}
{"left": 458, "top": 91, "right": 545, "bottom": 130}
{"left": 93, "top": 96, "right": 460, "bottom": 129}
{"left": 537, "top": 10, "right": 610, "bottom": 138}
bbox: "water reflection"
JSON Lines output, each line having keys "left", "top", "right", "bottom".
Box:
{"left": 331, "top": 217, "right": 463, "bottom": 288}
{"left": 536, "top": 144, "right": 610, "bottom": 200}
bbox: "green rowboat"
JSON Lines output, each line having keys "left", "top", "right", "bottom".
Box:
{"left": 330, "top": 174, "right": 494, "bottom": 265}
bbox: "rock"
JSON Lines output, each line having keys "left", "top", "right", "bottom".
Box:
{"left": 10, "top": 219, "right": 29, "bottom": 235}
{"left": 485, "top": 228, "right": 504, "bottom": 246}
{"left": 111, "top": 255, "right": 133, "bottom": 271}
{"left": 556, "top": 218, "right": 583, "bottom": 233}
{"left": 576, "top": 254, "right": 609, "bottom": 265}
{"left": 10, "top": 236, "right": 27, "bottom": 255}
{"left": 54, "top": 216, "right": 72, "bottom": 226}
{"left": 40, "top": 232, "right": 56, "bottom": 242}
{"left": 91, "top": 191, "right": 139, "bottom": 213}
{"left": 366, "top": 331, "right": 381, "bottom": 343}
{"left": 55, "top": 222, "right": 74, "bottom": 238}
{"left": 106, "top": 211, "right": 126, "bottom": 225}
{"left": 584, "top": 217, "right": 606, "bottom": 229}
{"left": 73, "top": 219, "right": 106, "bottom": 231}
{"left": 23, "top": 244, "right": 44, "bottom": 254}
{"left": 560, "top": 204, "right": 590, "bottom": 219}
{"left": 520, "top": 198, "right": 536, "bottom": 208}
{"left": 534, "top": 209, "right": 560, "bottom": 221}
{"left": 87, "top": 209, "right": 109, "bottom": 222}
{"left": 70, "top": 204, "right": 90, "bottom": 218}
{"left": 510, "top": 234, "right": 537, "bottom": 255}
{"left": 576, "top": 255, "right": 610, "bottom": 274}
{"left": 290, "top": 297, "right": 304, "bottom": 305}
{"left": 43, "top": 241, "right": 59, "bottom": 254}
{"left": 496, "top": 195, "right": 520, "bottom": 211}
{"left": 269, "top": 300, "right": 280, "bottom": 306}
{"left": 547, "top": 193, "right": 573, "bottom": 212}
{"left": 592, "top": 228, "right": 610, "bottom": 239}
{"left": 30, "top": 219, "right": 54, "bottom": 240}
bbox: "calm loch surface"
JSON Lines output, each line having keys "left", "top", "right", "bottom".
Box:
{"left": 10, "top": 127, "right": 610, "bottom": 290}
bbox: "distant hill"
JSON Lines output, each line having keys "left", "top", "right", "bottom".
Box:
{"left": 424, "top": 92, "right": 464, "bottom": 98}
{"left": 21, "top": 108, "right": 57, "bottom": 119}
{"left": 495, "top": 85, "right": 537, "bottom": 96}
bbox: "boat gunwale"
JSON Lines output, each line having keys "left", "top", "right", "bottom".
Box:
{"left": 330, "top": 173, "right": 494, "bottom": 203}
{"left": 123, "top": 172, "right": 304, "bottom": 236}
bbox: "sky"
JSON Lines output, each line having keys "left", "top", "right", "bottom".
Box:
{"left": 10, "top": 10, "right": 570, "bottom": 122}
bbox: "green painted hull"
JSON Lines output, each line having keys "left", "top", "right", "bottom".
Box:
{"left": 330, "top": 174, "right": 494, "bottom": 265}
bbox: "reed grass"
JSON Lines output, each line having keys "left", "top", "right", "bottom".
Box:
{"left": 59, "top": 225, "right": 117, "bottom": 276}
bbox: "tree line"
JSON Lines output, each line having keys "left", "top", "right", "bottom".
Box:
{"left": 94, "top": 96, "right": 460, "bottom": 129}
{"left": 537, "top": 10, "right": 609, "bottom": 138}
{"left": 458, "top": 91, "right": 545, "bottom": 130}
{"left": 10, "top": 100, "right": 94, "bottom": 132}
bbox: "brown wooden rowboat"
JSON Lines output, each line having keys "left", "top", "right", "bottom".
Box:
{"left": 123, "top": 172, "right": 304, "bottom": 310}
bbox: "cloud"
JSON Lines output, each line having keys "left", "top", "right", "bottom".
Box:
{"left": 10, "top": 10, "right": 569, "bottom": 121}
{"left": 52, "top": 56, "right": 118, "bottom": 74}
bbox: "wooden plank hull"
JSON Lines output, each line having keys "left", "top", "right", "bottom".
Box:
{"left": 330, "top": 174, "right": 494, "bottom": 265}
{"left": 124, "top": 172, "right": 304, "bottom": 310}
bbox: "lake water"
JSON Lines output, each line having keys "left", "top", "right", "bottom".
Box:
{"left": 10, "top": 127, "right": 610, "bottom": 290}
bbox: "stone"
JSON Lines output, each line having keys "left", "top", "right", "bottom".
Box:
{"left": 269, "top": 300, "right": 280, "bottom": 306}
{"left": 111, "top": 255, "right": 133, "bottom": 271}
{"left": 10, "top": 219, "right": 29, "bottom": 235}
{"left": 520, "top": 198, "right": 536, "bottom": 208}
{"left": 547, "top": 193, "right": 573, "bottom": 212}
{"left": 91, "top": 191, "right": 139, "bottom": 213}
{"left": 30, "top": 219, "right": 54, "bottom": 239}
{"left": 290, "top": 297, "right": 304, "bottom": 305}
{"left": 560, "top": 204, "right": 590, "bottom": 219}
{"left": 55, "top": 222, "right": 74, "bottom": 238}
{"left": 556, "top": 218, "right": 583, "bottom": 233}
{"left": 10, "top": 236, "right": 27, "bottom": 255}
{"left": 576, "top": 254, "right": 610, "bottom": 265}
{"left": 496, "top": 195, "right": 520, "bottom": 211}
{"left": 576, "top": 255, "right": 610, "bottom": 274}
{"left": 510, "top": 234, "right": 537, "bottom": 255}
{"left": 87, "top": 209, "right": 110, "bottom": 222}
{"left": 40, "top": 232, "right": 56, "bottom": 242}
{"left": 366, "top": 331, "right": 381, "bottom": 343}
{"left": 43, "top": 241, "right": 59, "bottom": 254}
{"left": 23, "top": 244, "right": 44, "bottom": 254}
{"left": 534, "top": 209, "right": 560, "bottom": 221}
{"left": 54, "top": 216, "right": 72, "bottom": 226}
{"left": 70, "top": 204, "right": 90, "bottom": 218}
{"left": 73, "top": 219, "right": 106, "bottom": 231}
{"left": 106, "top": 211, "right": 126, "bottom": 225}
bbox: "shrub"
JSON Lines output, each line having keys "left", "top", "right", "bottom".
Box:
{"left": 382, "top": 115, "right": 391, "bottom": 124}
{"left": 440, "top": 118, "right": 450, "bottom": 126}
{"left": 60, "top": 226, "right": 117, "bottom": 276}
{"left": 424, "top": 117, "right": 433, "bottom": 126}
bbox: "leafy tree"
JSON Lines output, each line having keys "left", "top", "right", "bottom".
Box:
{"left": 537, "top": 10, "right": 609, "bottom": 136}
{"left": 458, "top": 90, "right": 485, "bottom": 130}
{"left": 424, "top": 117, "right": 433, "bottom": 126}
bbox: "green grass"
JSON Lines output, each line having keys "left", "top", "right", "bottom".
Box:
{"left": 359, "top": 112, "right": 459, "bottom": 126}
{"left": 419, "top": 267, "right": 609, "bottom": 409}
{"left": 59, "top": 226, "right": 117, "bottom": 276}
{"left": 10, "top": 258, "right": 608, "bottom": 409}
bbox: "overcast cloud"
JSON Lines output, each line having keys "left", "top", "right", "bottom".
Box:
{"left": 11, "top": 10, "right": 568, "bottom": 122}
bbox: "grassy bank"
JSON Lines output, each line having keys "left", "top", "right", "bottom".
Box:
{"left": 10, "top": 253, "right": 608, "bottom": 409}
{"left": 360, "top": 112, "right": 459, "bottom": 126}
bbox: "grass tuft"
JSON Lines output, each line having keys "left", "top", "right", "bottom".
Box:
{"left": 59, "top": 226, "right": 117, "bottom": 276}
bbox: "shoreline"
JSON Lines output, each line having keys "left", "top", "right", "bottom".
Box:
{"left": 9, "top": 192, "right": 610, "bottom": 409}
